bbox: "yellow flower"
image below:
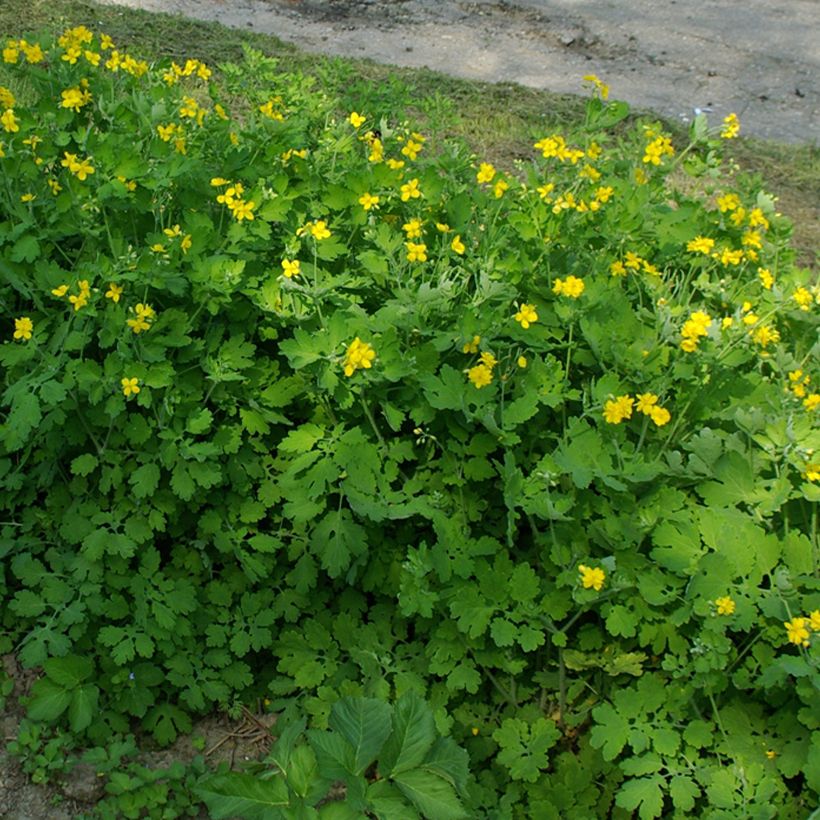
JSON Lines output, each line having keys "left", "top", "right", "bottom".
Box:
{"left": 808, "top": 610, "right": 820, "bottom": 631}
{"left": 751, "top": 324, "right": 780, "bottom": 349}
{"left": 105, "top": 283, "right": 123, "bottom": 303}
{"left": 479, "top": 352, "right": 497, "bottom": 369}
{"left": 343, "top": 337, "right": 376, "bottom": 376}
{"left": 451, "top": 235, "right": 465, "bottom": 255}
{"left": 1, "top": 108, "right": 20, "bottom": 133}
{"left": 493, "top": 179, "right": 509, "bottom": 198}
{"left": 649, "top": 406, "right": 671, "bottom": 426}
{"left": 537, "top": 183, "right": 555, "bottom": 201}
{"left": 150, "top": 243, "right": 166, "bottom": 253}
{"left": 127, "top": 315, "right": 151, "bottom": 334}
{"left": 803, "top": 394, "right": 820, "bottom": 412}
{"left": 403, "top": 219, "right": 423, "bottom": 239}
{"left": 181, "top": 235, "right": 192, "bottom": 253}
{"left": 624, "top": 251, "right": 642, "bottom": 270}
{"left": 715, "top": 596, "right": 736, "bottom": 616}
{"left": 803, "top": 463, "right": 820, "bottom": 482}
{"left": 467, "top": 364, "right": 493, "bottom": 389}
{"left": 514, "top": 303, "right": 538, "bottom": 329}
{"left": 793, "top": 287, "right": 813, "bottom": 311}
{"left": 476, "top": 162, "right": 496, "bottom": 184}
{"left": 400, "top": 178, "right": 421, "bottom": 202}
{"left": 610, "top": 261, "right": 626, "bottom": 277}
{"left": 386, "top": 158, "right": 405, "bottom": 170}
{"left": 401, "top": 139, "right": 423, "bottom": 160}
{"left": 51, "top": 284, "right": 69, "bottom": 297}
{"left": 582, "top": 74, "right": 609, "bottom": 100}
{"left": 61, "top": 86, "right": 92, "bottom": 112}
{"left": 603, "top": 395, "right": 634, "bottom": 424}
{"left": 758, "top": 267, "right": 774, "bottom": 289}
{"left": 68, "top": 292, "right": 88, "bottom": 312}
{"left": 229, "top": 199, "right": 256, "bottom": 222}
{"left": 720, "top": 113, "right": 740, "bottom": 139}
{"left": 358, "top": 192, "right": 380, "bottom": 211}
{"left": 517, "top": 356, "right": 527, "bottom": 368}
{"left": 0, "top": 85, "right": 15, "bottom": 108}
{"left": 552, "top": 276, "right": 585, "bottom": 298}
{"left": 349, "top": 111, "right": 365, "bottom": 128}
{"left": 578, "top": 564, "right": 605, "bottom": 591}
{"left": 687, "top": 236, "right": 715, "bottom": 254}
{"left": 281, "top": 259, "right": 301, "bottom": 278}
{"left": 13, "top": 316, "right": 33, "bottom": 341}
{"left": 308, "top": 220, "right": 331, "bottom": 240}
{"left": 635, "top": 393, "right": 658, "bottom": 414}
{"left": 717, "top": 193, "right": 741, "bottom": 213}
{"left": 121, "top": 377, "right": 140, "bottom": 398}
{"left": 405, "top": 242, "right": 428, "bottom": 263}
{"left": 784, "top": 618, "right": 809, "bottom": 646}
{"left": 20, "top": 193, "right": 35, "bottom": 203}
{"left": 462, "top": 335, "right": 480, "bottom": 354}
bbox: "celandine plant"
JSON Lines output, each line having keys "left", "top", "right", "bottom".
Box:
{"left": 0, "top": 28, "right": 818, "bottom": 819}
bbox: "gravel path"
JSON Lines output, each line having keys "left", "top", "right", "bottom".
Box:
{"left": 97, "top": 0, "right": 819, "bottom": 143}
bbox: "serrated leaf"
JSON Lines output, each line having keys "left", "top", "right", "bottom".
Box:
{"left": 380, "top": 692, "right": 437, "bottom": 776}
{"left": 366, "top": 780, "right": 420, "bottom": 820}
{"left": 421, "top": 737, "right": 469, "bottom": 793}
{"left": 392, "top": 769, "right": 467, "bottom": 820}
{"left": 420, "top": 365, "right": 465, "bottom": 411}
{"left": 669, "top": 775, "right": 700, "bottom": 811}
{"left": 130, "top": 463, "right": 161, "bottom": 499}
{"left": 615, "top": 776, "right": 665, "bottom": 819}
{"left": 590, "top": 703, "right": 630, "bottom": 760}
{"left": 328, "top": 697, "right": 392, "bottom": 775}
{"left": 307, "top": 730, "right": 357, "bottom": 780}
{"left": 195, "top": 772, "right": 289, "bottom": 819}
{"left": 311, "top": 508, "right": 367, "bottom": 578}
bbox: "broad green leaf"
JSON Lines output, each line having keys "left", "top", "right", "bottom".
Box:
{"left": 27, "top": 679, "right": 72, "bottom": 722}
{"left": 328, "top": 697, "right": 392, "bottom": 775}
{"left": 421, "top": 738, "right": 469, "bottom": 793}
{"left": 307, "top": 730, "right": 356, "bottom": 780}
{"left": 420, "top": 366, "right": 465, "bottom": 411}
{"left": 68, "top": 684, "right": 99, "bottom": 732}
{"left": 380, "top": 692, "right": 437, "bottom": 776}
{"left": 366, "top": 780, "right": 421, "bottom": 820}
{"left": 44, "top": 655, "right": 93, "bottom": 687}
{"left": 669, "top": 775, "right": 700, "bottom": 812}
{"left": 195, "top": 772, "right": 289, "bottom": 819}
{"left": 392, "top": 769, "right": 467, "bottom": 820}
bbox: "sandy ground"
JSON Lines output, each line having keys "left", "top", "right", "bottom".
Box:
{"left": 95, "top": 0, "right": 819, "bottom": 143}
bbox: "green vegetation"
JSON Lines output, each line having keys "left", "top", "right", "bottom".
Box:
{"left": 1, "top": 13, "right": 818, "bottom": 820}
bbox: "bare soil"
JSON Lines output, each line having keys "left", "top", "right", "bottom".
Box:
{"left": 97, "top": 0, "right": 819, "bottom": 144}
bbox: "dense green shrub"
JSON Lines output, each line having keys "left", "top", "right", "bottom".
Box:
{"left": 1, "top": 27, "right": 818, "bottom": 818}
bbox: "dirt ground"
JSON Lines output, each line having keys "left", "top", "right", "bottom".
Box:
{"left": 95, "top": 0, "right": 819, "bottom": 144}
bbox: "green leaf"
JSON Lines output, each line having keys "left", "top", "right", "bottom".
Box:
{"left": 669, "top": 775, "right": 700, "bottom": 812}
{"left": 307, "top": 730, "right": 356, "bottom": 780}
{"left": 71, "top": 453, "right": 99, "bottom": 476}
{"left": 68, "top": 684, "right": 99, "bottom": 732}
{"left": 421, "top": 738, "right": 469, "bottom": 793}
{"left": 44, "top": 655, "right": 93, "bottom": 687}
{"left": 287, "top": 744, "right": 320, "bottom": 799}
{"left": 280, "top": 423, "right": 324, "bottom": 453}
{"left": 615, "top": 776, "right": 665, "bottom": 819}
{"left": 130, "top": 463, "right": 161, "bottom": 498}
{"left": 27, "top": 679, "right": 72, "bottom": 722}
{"left": 195, "top": 772, "right": 289, "bottom": 819}
{"left": 590, "top": 703, "right": 630, "bottom": 760}
{"left": 328, "top": 697, "right": 392, "bottom": 775}
{"left": 366, "top": 780, "right": 420, "bottom": 820}
{"left": 171, "top": 463, "right": 197, "bottom": 500}
{"left": 311, "top": 508, "right": 368, "bottom": 578}
{"left": 492, "top": 718, "right": 560, "bottom": 782}
{"left": 392, "top": 769, "right": 467, "bottom": 820}
{"left": 381, "top": 692, "right": 437, "bottom": 776}
{"left": 420, "top": 366, "right": 465, "bottom": 411}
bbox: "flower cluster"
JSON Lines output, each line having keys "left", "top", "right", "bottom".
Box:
{"left": 467, "top": 351, "right": 498, "bottom": 390}
{"left": 127, "top": 303, "right": 155, "bottom": 334}
{"left": 635, "top": 393, "right": 672, "bottom": 427}
{"left": 534, "top": 134, "right": 584, "bottom": 164}
{"left": 552, "top": 276, "right": 585, "bottom": 298}
{"left": 60, "top": 83, "right": 93, "bottom": 113}
{"left": 342, "top": 338, "right": 376, "bottom": 377}
{"left": 784, "top": 611, "right": 820, "bottom": 647}
{"left": 603, "top": 395, "right": 634, "bottom": 424}
{"left": 680, "top": 310, "right": 712, "bottom": 352}
{"left": 610, "top": 251, "right": 660, "bottom": 277}
{"left": 60, "top": 151, "right": 95, "bottom": 181}
{"left": 642, "top": 133, "right": 675, "bottom": 165}
{"left": 721, "top": 113, "right": 740, "bottom": 139}
{"left": 714, "top": 596, "right": 736, "bottom": 616}
{"left": 213, "top": 180, "right": 256, "bottom": 222}
{"left": 298, "top": 220, "right": 331, "bottom": 240}
{"left": 162, "top": 57, "right": 212, "bottom": 84}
